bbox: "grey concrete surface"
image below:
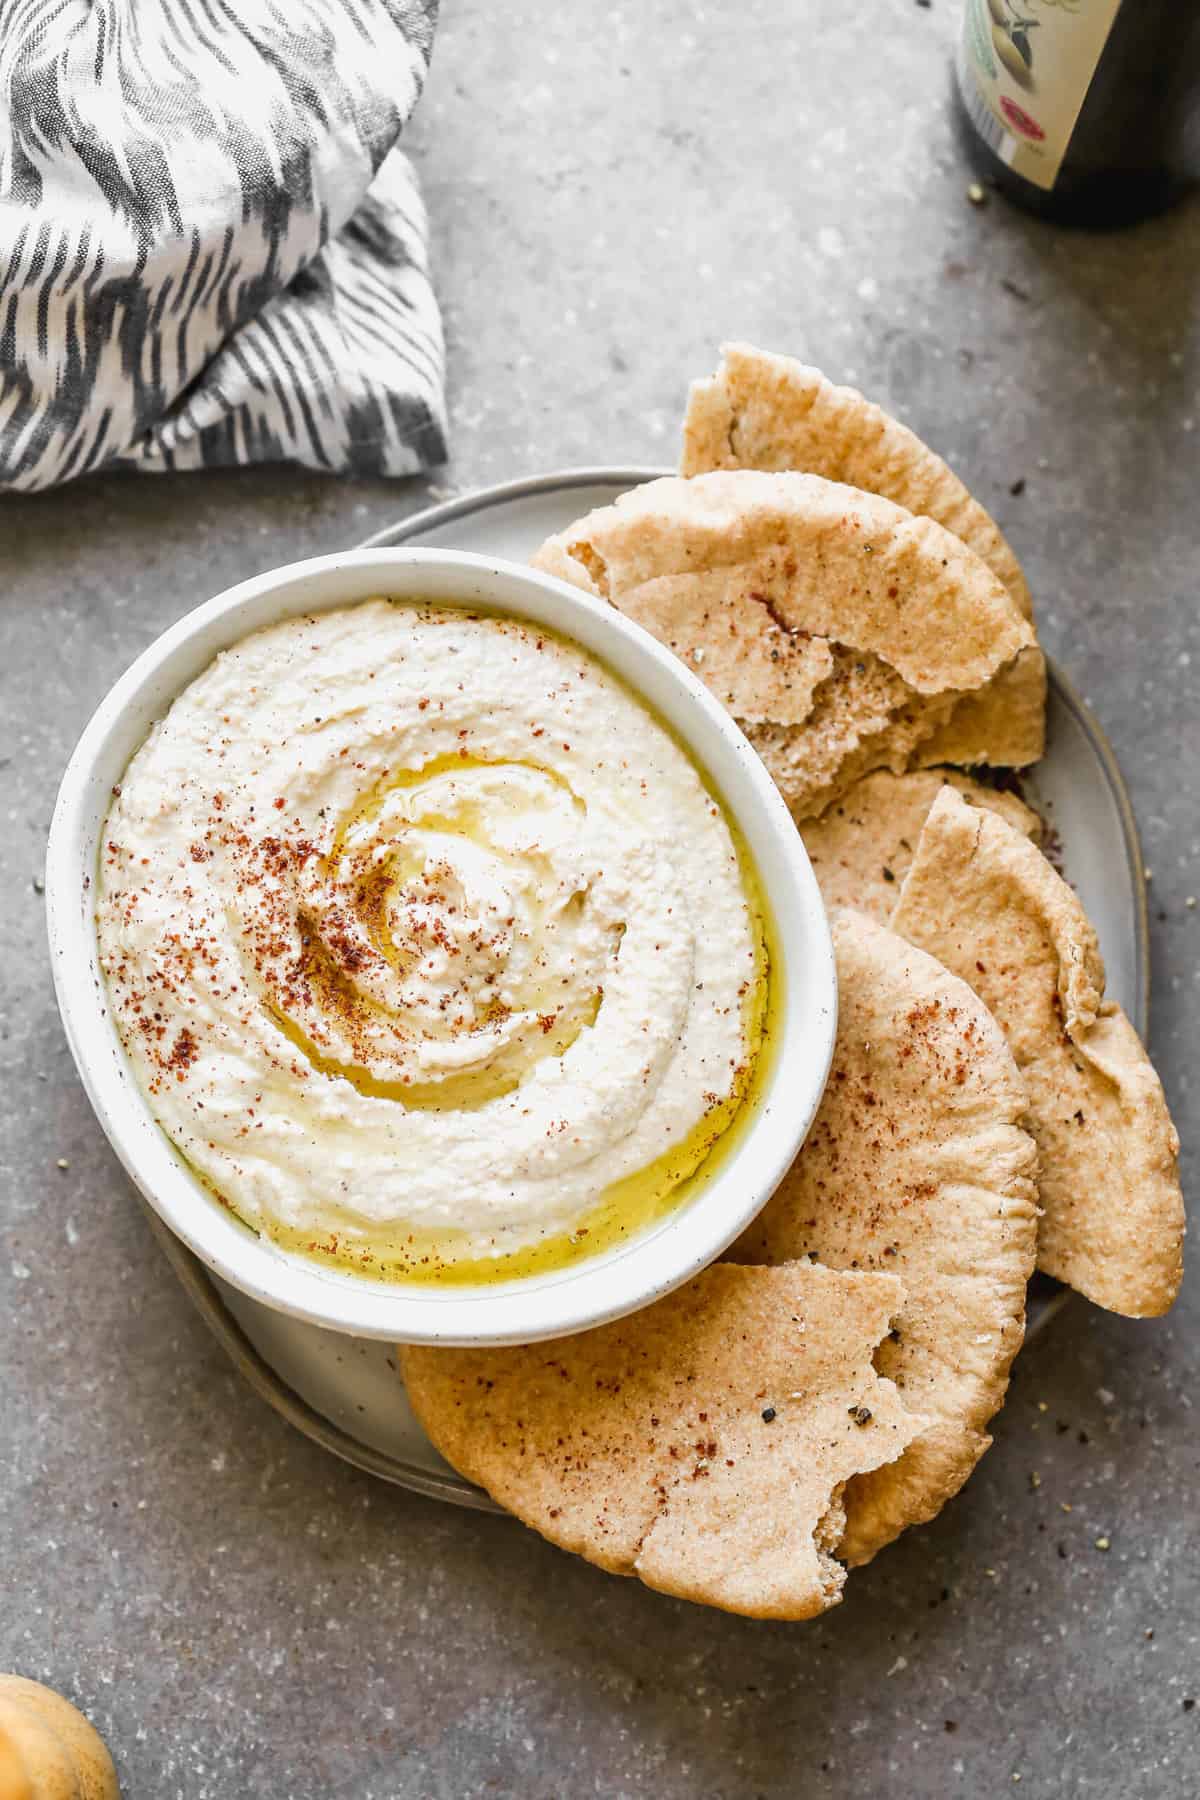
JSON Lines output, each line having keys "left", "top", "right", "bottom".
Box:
{"left": 2, "top": 3, "right": 1198, "bottom": 1796}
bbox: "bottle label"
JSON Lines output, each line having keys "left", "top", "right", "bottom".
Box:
{"left": 958, "top": 0, "right": 1122, "bottom": 190}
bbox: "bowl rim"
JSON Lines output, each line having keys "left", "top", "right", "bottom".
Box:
{"left": 46, "top": 547, "right": 836, "bottom": 1343}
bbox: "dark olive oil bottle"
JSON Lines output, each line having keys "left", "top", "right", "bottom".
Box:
{"left": 955, "top": 0, "right": 1200, "bottom": 226}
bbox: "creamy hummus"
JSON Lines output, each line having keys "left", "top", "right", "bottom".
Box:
{"left": 97, "top": 600, "right": 767, "bottom": 1281}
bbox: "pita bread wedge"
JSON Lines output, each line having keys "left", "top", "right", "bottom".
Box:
{"left": 914, "top": 650, "right": 1046, "bottom": 771}
{"left": 533, "top": 469, "right": 1036, "bottom": 820}
{"left": 400, "top": 1262, "right": 925, "bottom": 1620}
{"left": 802, "top": 768, "right": 1042, "bottom": 922}
{"left": 734, "top": 910, "right": 1040, "bottom": 1566}
{"left": 680, "top": 342, "right": 1045, "bottom": 769}
{"left": 891, "top": 786, "right": 1184, "bottom": 1316}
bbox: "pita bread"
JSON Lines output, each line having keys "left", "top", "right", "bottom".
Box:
{"left": 801, "top": 768, "right": 1042, "bottom": 922}
{"left": 533, "top": 469, "right": 1036, "bottom": 819}
{"left": 891, "top": 787, "right": 1184, "bottom": 1316}
{"left": 914, "top": 650, "right": 1046, "bottom": 772}
{"left": 734, "top": 656, "right": 958, "bottom": 823}
{"left": 682, "top": 344, "right": 1032, "bottom": 614}
{"left": 734, "top": 910, "right": 1040, "bottom": 1565}
{"left": 680, "top": 342, "right": 1045, "bottom": 769}
{"left": 400, "top": 1262, "right": 925, "bottom": 1620}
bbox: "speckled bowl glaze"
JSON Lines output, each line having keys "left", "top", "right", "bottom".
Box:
{"left": 46, "top": 549, "right": 836, "bottom": 1344}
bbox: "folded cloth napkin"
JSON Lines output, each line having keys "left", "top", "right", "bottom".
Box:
{"left": 0, "top": 0, "right": 446, "bottom": 491}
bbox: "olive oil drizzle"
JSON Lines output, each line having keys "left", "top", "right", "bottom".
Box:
{"left": 259, "top": 750, "right": 604, "bottom": 1111}
{"left": 261, "top": 821, "right": 777, "bottom": 1287}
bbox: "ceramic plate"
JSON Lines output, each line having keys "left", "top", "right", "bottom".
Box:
{"left": 141, "top": 468, "right": 1149, "bottom": 1509}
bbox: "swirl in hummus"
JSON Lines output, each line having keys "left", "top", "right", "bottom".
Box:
{"left": 97, "top": 600, "right": 769, "bottom": 1282}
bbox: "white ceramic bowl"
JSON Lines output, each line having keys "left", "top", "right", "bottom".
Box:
{"left": 46, "top": 549, "right": 836, "bottom": 1344}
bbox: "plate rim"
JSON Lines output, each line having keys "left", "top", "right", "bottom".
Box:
{"left": 141, "top": 464, "right": 1151, "bottom": 1504}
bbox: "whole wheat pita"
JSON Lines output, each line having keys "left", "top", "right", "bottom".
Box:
{"left": 734, "top": 909, "right": 1040, "bottom": 1565}
{"left": 890, "top": 786, "right": 1184, "bottom": 1316}
{"left": 401, "top": 1261, "right": 924, "bottom": 1620}
{"left": 533, "top": 469, "right": 1035, "bottom": 820}
{"left": 801, "top": 767, "right": 1042, "bottom": 922}
{"left": 680, "top": 342, "right": 1045, "bottom": 769}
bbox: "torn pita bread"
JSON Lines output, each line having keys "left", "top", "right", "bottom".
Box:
{"left": 400, "top": 1262, "right": 924, "bottom": 1620}
{"left": 915, "top": 648, "right": 1046, "bottom": 771}
{"left": 533, "top": 469, "right": 1036, "bottom": 819}
{"left": 802, "top": 768, "right": 1042, "bottom": 922}
{"left": 680, "top": 342, "right": 1045, "bottom": 769}
{"left": 682, "top": 344, "right": 1032, "bottom": 613}
{"left": 734, "top": 910, "right": 1040, "bottom": 1566}
{"left": 891, "top": 786, "right": 1184, "bottom": 1316}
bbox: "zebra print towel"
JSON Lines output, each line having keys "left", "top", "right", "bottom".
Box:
{"left": 0, "top": 0, "right": 446, "bottom": 492}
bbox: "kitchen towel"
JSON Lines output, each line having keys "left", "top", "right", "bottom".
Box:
{"left": 0, "top": 0, "right": 445, "bottom": 492}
